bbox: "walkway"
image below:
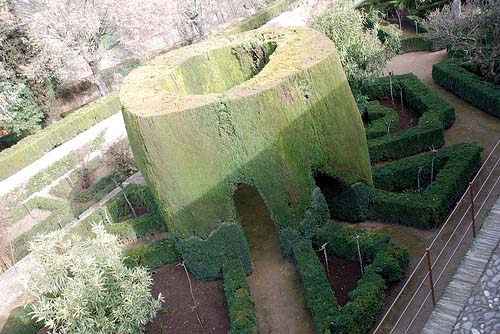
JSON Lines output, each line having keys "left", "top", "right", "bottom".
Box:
{"left": 234, "top": 184, "right": 314, "bottom": 334}
{"left": 422, "top": 197, "right": 500, "bottom": 334}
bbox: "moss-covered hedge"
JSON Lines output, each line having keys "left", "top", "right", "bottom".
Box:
{"left": 433, "top": 60, "right": 500, "bottom": 118}
{"left": 222, "top": 259, "right": 258, "bottom": 334}
{"left": 364, "top": 101, "right": 398, "bottom": 140}
{"left": 401, "top": 34, "right": 434, "bottom": 53}
{"left": 362, "top": 73, "right": 454, "bottom": 162}
{"left": 0, "top": 93, "right": 119, "bottom": 182}
{"left": 121, "top": 28, "right": 372, "bottom": 278}
{"left": 369, "top": 143, "right": 482, "bottom": 228}
{"left": 105, "top": 183, "right": 158, "bottom": 222}
{"left": 123, "top": 238, "right": 181, "bottom": 269}
{"left": 106, "top": 212, "right": 166, "bottom": 241}
{"left": 293, "top": 223, "right": 409, "bottom": 334}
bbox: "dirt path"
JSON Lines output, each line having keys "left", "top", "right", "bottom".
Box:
{"left": 384, "top": 50, "right": 500, "bottom": 155}
{"left": 234, "top": 185, "right": 314, "bottom": 334}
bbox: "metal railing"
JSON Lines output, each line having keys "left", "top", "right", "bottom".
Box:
{"left": 372, "top": 138, "right": 500, "bottom": 334}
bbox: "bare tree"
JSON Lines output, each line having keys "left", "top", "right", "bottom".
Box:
{"left": 102, "top": 138, "right": 135, "bottom": 177}
{"left": 426, "top": 0, "right": 500, "bottom": 83}
{"left": 76, "top": 144, "right": 94, "bottom": 189}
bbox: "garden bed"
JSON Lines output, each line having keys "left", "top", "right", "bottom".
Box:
{"left": 145, "top": 262, "right": 230, "bottom": 334}
{"left": 379, "top": 99, "right": 420, "bottom": 132}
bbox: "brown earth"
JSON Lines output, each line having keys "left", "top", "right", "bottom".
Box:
{"left": 379, "top": 99, "right": 420, "bottom": 132}
{"left": 145, "top": 262, "right": 230, "bottom": 334}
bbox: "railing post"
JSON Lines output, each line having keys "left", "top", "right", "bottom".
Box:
{"left": 425, "top": 248, "right": 436, "bottom": 307}
{"left": 469, "top": 182, "right": 476, "bottom": 238}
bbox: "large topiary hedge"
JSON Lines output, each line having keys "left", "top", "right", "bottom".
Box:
{"left": 369, "top": 143, "right": 482, "bottom": 228}
{"left": 362, "top": 73, "right": 455, "bottom": 162}
{"left": 121, "top": 28, "right": 372, "bottom": 279}
{"left": 433, "top": 59, "right": 500, "bottom": 118}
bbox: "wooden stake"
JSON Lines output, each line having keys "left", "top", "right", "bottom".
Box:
{"left": 469, "top": 182, "right": 476, "bottom": 238}
{"left": 426, "top": 248, "right": 436, "bottom": 307}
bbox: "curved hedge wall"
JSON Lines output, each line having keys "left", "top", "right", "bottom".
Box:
{"left": 433, "top": 59, "right": 500, "bottom": 118}
{"left": 121, "top": 28, "right": 372, "bottom": 277}
{"left": 362, "top": 73, "right": 455, "bottom": 162}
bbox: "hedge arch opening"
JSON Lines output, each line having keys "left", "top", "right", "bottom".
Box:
{"left": 233, "top": 183, "right": 314, "bottom": 334}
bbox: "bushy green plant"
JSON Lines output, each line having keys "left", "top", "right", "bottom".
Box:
{"left": 300, "top": 187, "right": 329, "bottom": 239}
{"left": 106, "top": 183, "right": 158, "bottom": 222}
{"left": 365, "top": 101, "right": 398, "bottom": 140}
{"left": 312, "top": 2, "right": 400, "bottom": 91}
{"left": 278, "top": 227, "right": 302, "bottom": 259}
{"left": 123, "top": 237, "right": 181, "bottom": 269}
{"left": 433, "top": 59, "right": 500, "bottom": 118}
{"left": 26, "top": 225, "right": 163, "bottom": 334}
{"left": 75, "top": 170, "right": 127, "bottom": 202}
{"left": 2, "top": 305, "right": 43, "bottom": 334}
{"left": 106, "top": 212, "right": 166, "bottom": 241}
{"left": 222, "top": 259, "right": 258, "bottom": 334}
{"left": 293, "top": 239, "right": 339, "bottom": 334}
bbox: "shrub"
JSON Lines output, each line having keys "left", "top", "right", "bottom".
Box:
{"left": 222, "top": 259, "right": 258, "bottom": 334}
{"left": 123, "top": 237, "right": 181, "bottom": 269}
{"left": 278, "top": 227, "right": 303, "bottom": 259}
{"left": 0, "top": 93, "right": 119, "bottom": 182}
{"left": 293, "top": 239, "right": 339, "bottom": 334}
{"left": 362, "top": 73, "right": 454, "bottom": 162}
{"left": 300, "top": 187, "right": 329, "bottom": 239}
{"left": 411, "top": 0, "right": 451, "bottom": 17}
{"left": 106, "top": 212, "right": 166, "bottom": 241}
{"left": 176, "top": 223, "right": 253, "bottom": 281}
{"left": 75, "top": 170, "right": 127, "bottom": 202}
{"left": 26, "top": 225, "right": 163, "bottom": 333}
{"left": 404, "top": 15, "right": 427, "bottom": 33}
{"left": 369, "top": 143, "right": 482, "bottom": 228}
{"left": 433, "top": 60, "right": 500, "bottom": 118}
{"left": 2, "top": 305, "right": 43, "bottom": 334}
{"left": 106, "top": 183, "right": 158, "bottom": 222}
{"left": 401, "top": 34, "right": 434, "bottom": 53}
{"left": 364, "top": 101, "right": 398, "bottom": 140}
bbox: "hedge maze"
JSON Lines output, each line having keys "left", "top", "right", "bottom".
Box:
{"left": 121, "top": 27, "right": 372, "bottom": 279}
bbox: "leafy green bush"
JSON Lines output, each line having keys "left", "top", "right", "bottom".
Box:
{"left": 362, "top": 73, "right": 454, "bottom": 162}
{"left": 293, "top": 239, "right": 340, "bottom": 334}
{"left": 411, "top": 0, "right": 451, "bottom": 17}
{"left": 123, "top": 238, "right": 181, "bottom": 269}
{"left": 300, "top": 187, "right": 329, "bottom": 239}
{"left": 222, "top": 259, "right": 258, "bottom": 334}
{"left": 1, "top": 305, "right": 43, "bottom": 334}
{"left": 106, "top": 183, "right": 158, "bottom": 222}
{"left": 433, "top": 60, "right": 500, "bottom": 118}
{"left": 369, "top": 143, "right": 482, "bottom": 228}
{"left": 364, "top": 101, "right": 398, "bottom": 140}
{"left": 176, "top": 223, "right": 252, "bottom": 281}
{"left": 75, "top": 170, "right": 126, "bottom": 202}
{"left": 106, "top": 212, "right": 166, "bottom": 241}
{"left": 0, "top": 93, "right": 120, "bottom": 181}
{"left": 278, "top": 227, "right": 302, "bottom": 259}
{"left": 404, "top": 15, "right": 427, "bottom": 33}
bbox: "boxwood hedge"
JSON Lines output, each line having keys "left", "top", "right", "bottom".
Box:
{"left": 293, "top": 223, "right": 409, "bottom": 334}
{"left": 106, "top": 212, "right": 166, "bottom": 241}
{"left": 433, "top": 59, "right": 500, "bottom": 118}
{"left": 222, "top": 259, "right": 258, "bottom": 334}
{"left": 105, "top": 183, "right": 158, "bottom": 222}
{"left": 123, "top": 237, "right": 181, "bottom": 269}
{"left": 401, "top": 34, "right": 434, "bottom": 53}
{"left": 364, "top": 101, "right": 398, "bottom": 140}
{"left": 362, "top": 73, "right": 455, "bottom": 162}
{"left": 369, "top": 143, "right": 482, "bottom": 229}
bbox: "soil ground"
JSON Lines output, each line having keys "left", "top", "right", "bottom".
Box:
{"left": 5, "top": 209, "right": 51, "bottom": 243}
{"left": 145, "top": 262, "right": 230, "bottom": 334}
{"left": 234, "top": 184, "right": 315, "bottom": 334}
{"left": 317, "top": 252, "right": 362, "bottom": 305}
{"left": 380, "top": 99, "right": 420, "bottom": 132}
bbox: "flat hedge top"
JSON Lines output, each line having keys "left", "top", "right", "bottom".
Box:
{"left": 121, "top": 27, "right": 339, "bottom": 116}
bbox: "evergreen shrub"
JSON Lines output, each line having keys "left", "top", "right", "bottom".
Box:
{"left": 106, "top": 184, "right": 158, "bottom": 222}
{"left": 106, "top": 212, "right": 166, "bottom": 241}
{"left": 369, "top": 143, "right": 482, "bottom": 228}
{"left": 401, "top": 34, "right": 434, "bottom": 53}
{"left": 364, "top": 101, "right": 398, "bottom": 140}
{"left": 123, "top": 238, "right": 181, "bottom": 269}
{"left": 222, "top": 259, "right": 258, "bottom": 334}
{"left": 433, "top": 60, "right": 500, "bottom": 118}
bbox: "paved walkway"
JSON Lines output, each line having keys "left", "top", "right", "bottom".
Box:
{"left": 422, "top": 196, "right": 500, "bottom": 334}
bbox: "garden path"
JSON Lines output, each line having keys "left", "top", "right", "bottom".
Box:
{"left": 234, "top": 184, "right": 314, "bottom": 334}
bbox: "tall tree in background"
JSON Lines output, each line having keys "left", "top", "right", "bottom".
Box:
{"left": 426, "top": 0, "right": 500, "bottom": 83}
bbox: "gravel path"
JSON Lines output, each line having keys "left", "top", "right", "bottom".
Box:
{"left": 0, "top": 112, "right": 126, "bottom": 198}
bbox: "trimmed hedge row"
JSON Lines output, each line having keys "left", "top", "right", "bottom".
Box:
{"left": 364, "top": 101, "right": 398, "bottom": 140}
{"left": 176, "top": 223, "right": 253, "bottom": 281}
{"left": 404, "top": 15, "right": 427, "bottom": 33}
{"left": 105, "top": 183, "right": 158, "bottom": 222}
{"left": 433, "top": 60, "right": 500, "bottom": 118}
{"left": 123, "top": 237, "right": 181, "bottom": 269}
{"left": 411, "top": 0, "right": 451, "bottom": 17}
{"left": 293, "top": 239, "right": 340, "bottom": 334}
{"left": 369, "top": 143, "right": 482, "bottom": 228}
{"left": 222, "top": 260, "right": 258, "bottom": 334}
{"left": 293, "top": 223, "right": 409, "bottom": 334}
{"left": 75, "top": 170, "right": 127, "bottom": 202}
{"left": 0, "top": 93, "right": 120, "bottom": 182}
{"left": 106, "top": 212, "right": 166, "bottom": 241}
{"left": 362, "top": 73, "right": 455, "bottom": 162}
{"left": 401, "top": 34, "right": 434, "bottom": 53}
